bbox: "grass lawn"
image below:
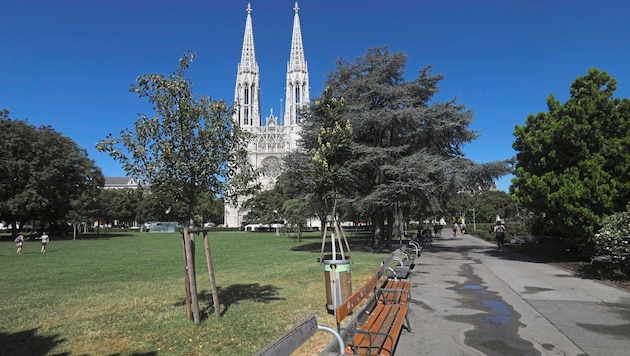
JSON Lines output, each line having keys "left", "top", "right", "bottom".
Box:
{"left": 0, "top": 230, "right": 390, "bottom": 355}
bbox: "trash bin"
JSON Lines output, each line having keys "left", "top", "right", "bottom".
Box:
{"left": 324, "top": 259, "right": 352, "bottom": 313}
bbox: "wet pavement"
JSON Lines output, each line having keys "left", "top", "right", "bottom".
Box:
{"left": 394, "top": 232, "right": 630, "bottom": 355}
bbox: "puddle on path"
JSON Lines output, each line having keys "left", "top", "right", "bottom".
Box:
{"left": 447, "top": 263, "right": 543, "bottom": 356}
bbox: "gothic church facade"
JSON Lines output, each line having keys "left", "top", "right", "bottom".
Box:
{"left": 224, "top": 2, "right": 309, "bottom": 228}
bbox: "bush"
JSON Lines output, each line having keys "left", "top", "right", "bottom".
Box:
{"left": 592, "top": 208, "right": 630, "bottom": 277}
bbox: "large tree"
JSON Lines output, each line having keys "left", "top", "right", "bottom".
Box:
{"left": 99, "top": 188, "right": 143, "bottom": 227}
{"left": 302, "top": 48, "right": 510, "bottom": 246}
{"left": 511, "top": 68, "right": 630, "bottom": 241}
{"left": 97, "top": 52, "right": 256, "bottom": 224}
{"left": 0, "top": 110, "right": 104, "bottom": 232}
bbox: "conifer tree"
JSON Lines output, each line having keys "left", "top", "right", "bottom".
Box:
{"left": 512, "top": 68, "right": 630, "bottom": 241}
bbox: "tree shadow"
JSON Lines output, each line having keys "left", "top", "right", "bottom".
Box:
{"left": 176, "top": 283, "right": 285, "bottom": 319}
{"left": 290, "top": 232, "right": 395, "bottom": 255}
{"left": 0, "top": 328, "right": 157, "bottom": 356}
{"left": 0, "top": 328, "right": 68, "bottom": 356}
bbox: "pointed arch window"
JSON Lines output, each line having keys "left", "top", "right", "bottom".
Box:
{"left": 295, "top": 85, "right": 301, "bottom": 104}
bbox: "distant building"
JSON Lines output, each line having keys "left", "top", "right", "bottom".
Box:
{"left": 103, "top": 177, "right": 142, "bottom": 190}
{"left": 224, "top": 2, "right": 309, "bottom": 228}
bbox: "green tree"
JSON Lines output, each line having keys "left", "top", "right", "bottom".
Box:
{"left": 445, "top": 190, "right": 516, "bottom": 225}
{"left": 135, "top": 190, "right": 187, "bottom": 224}
{"left": 97, "top": 52, "right": 256, "bottom": 225}
{"left": 99, "top": 189, "right": 142, "bottom": 227}
{"left": 0, "top": 110, "right": 104, "bottom": 232}
{"left": 511, "top": 68, "right": 630, "bottom": 241}
{"left": 306, "top": 48, "right": 510, "bottom": 247}
{"left": 242, "top": 189, "right": 284, "bottom": 226}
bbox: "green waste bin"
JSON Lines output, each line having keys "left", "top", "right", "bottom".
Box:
{"left": 324, "top": 259, "right": 352, "bottom": 312}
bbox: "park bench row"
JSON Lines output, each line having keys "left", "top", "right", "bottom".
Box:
{"left": 255, "top": 247, "right": 417, "bottom": 356}
{"left": 335, "top": 248, "right": 414, "bottom": 355}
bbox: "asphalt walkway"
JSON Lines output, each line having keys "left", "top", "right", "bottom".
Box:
{"left": 395, "top": 232, "right": 630, "bottom": 355}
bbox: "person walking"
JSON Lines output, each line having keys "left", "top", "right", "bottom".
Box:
{"left": 452, "top": 222, "right": 458, "bottom": 239}
{"left": 494, "top": 221, "right": 506, "bottom": 249}
{"left": 14, "top": 232, "right": 25, "bottom": 255}
{"left": 38, "top": 231, "right": 50, "bottom": 253}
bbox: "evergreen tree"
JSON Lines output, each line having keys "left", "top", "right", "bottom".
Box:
{"left": 512, "top": 68, "right": 630, "bottom": 240}
{"left": 304, "top": 47, "right": 510, "bottom": 246}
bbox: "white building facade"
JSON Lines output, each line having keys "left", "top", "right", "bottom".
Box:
{"left": 224, "top": 2, "right": 309, "bottom": 228}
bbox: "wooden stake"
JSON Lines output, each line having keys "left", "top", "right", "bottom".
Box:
{"left": 203, "top": 230, "right": 221, "bottom": 318}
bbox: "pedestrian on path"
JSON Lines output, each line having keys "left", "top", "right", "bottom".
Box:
{"left": 14, "top": 232, "right": 25, "bottom": 255}
{"left": 452, "top": 222, "right": 458, "bottom": 239}
{"left": 494, "top": 221, "right": 506, "bottom": 249}
{"left": 38, "top": 231, "right": 50, "bottom": 252}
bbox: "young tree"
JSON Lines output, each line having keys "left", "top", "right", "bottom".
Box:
{"left": 97, "top": 52, "right": 256, "bottom": 224}
{"left": 512, "top": 68, "right": 630, "bottom": 241}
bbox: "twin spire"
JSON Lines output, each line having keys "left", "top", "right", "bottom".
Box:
{"left": 234, "top": 2, "right": 309, "bottom": 128}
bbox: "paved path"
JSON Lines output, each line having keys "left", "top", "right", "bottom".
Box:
{"left": 395, "top": 233, "right": 630, "bottom": 356}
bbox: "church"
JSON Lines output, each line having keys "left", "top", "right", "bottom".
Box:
{"left": 224, "top": 2, "right": 310, "bottom": 228}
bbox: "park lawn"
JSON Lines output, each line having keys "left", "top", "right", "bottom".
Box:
{"left": 0, "top": 230, "right": 388, "bottom": 355}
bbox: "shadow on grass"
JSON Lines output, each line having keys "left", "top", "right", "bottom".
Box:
{"left": 0, "top": 328, "right": 68, "bottom": 356}
{"left": 289, "top": 231, "right": 398, "bottom": 255}
{"left": 0, "top": 328, "right": 158, "bottom": 356}
{"left": 175, "top": 283, "right": 285, "bottom": 319}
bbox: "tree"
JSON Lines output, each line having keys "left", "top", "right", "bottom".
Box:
{"left": 99, "top": 189, "right": 142, "bottom": 227}
{"left": 511, "top": 68, "right": 630, "bottom": 241}
{"left": 97, "top": 52, "right": 257, "bottom": 323}
{"left": 96, "top": 52, "right": 256, "bottom": 224}
{"left": 303, "top": 48, "right": 510, "bottom": 247}
{"left": 0, "top": 110, "right": 104, "bottom": 233}
{"left": 242, "top": 189, "right": 284, "bottom": 226}
{"left": 445, "top": 190, "right": 516, "bottom": 225}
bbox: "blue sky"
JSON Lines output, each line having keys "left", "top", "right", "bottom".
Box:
{"left": 2, "top": 0, "right": 629, "bottom": 192}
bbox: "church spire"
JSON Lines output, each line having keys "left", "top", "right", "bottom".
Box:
{"left": 288, "top": 2, "right": 306, "bottom": 72}
{"left": 239, "top": 3, "right": 257, "bottom": 73}
{"left": 234, "top": 2, "right": 261, "bottom": 128}
{"left": 284, "top": 2, "right": 309, "bottom": 127}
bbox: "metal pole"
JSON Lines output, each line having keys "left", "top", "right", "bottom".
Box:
{"left": 472, "top": 208, "right": 476, "bottom": 231}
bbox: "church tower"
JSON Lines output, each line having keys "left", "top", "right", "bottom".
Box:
{"left": 233, "top": 3, "right": 261, "bottom": 129}
{"left": 224, "top": 2, "right": 309, "bottom": 228}
{"left": 285, "top": 2, "right": 309, "bottom": 129}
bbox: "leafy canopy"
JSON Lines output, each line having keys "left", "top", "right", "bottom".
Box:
{"left": 1, "top": 109, "right": 104, "bottom": 229}
{"left": 511, "top": 68, "right": 630, "bottom": 239}
{"left": 97, "top": 52, "right": 256, "bottom": 222}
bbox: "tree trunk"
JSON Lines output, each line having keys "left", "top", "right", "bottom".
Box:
{"left": 372, "top": 212, "right": 384, "bottom": 248}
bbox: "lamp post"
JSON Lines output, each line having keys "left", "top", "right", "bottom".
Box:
{"left": 471, "top": 208, "right": 476, "bottom": 231}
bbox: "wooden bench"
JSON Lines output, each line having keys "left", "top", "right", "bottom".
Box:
{"left": 377, "top": 279, "right": 411, "bottom": 305}
{"left": 335, "top": 273, "right": 411, "bottom": 355}
{"left": 255, "top": 314, "right": 345, "bottom": 356}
